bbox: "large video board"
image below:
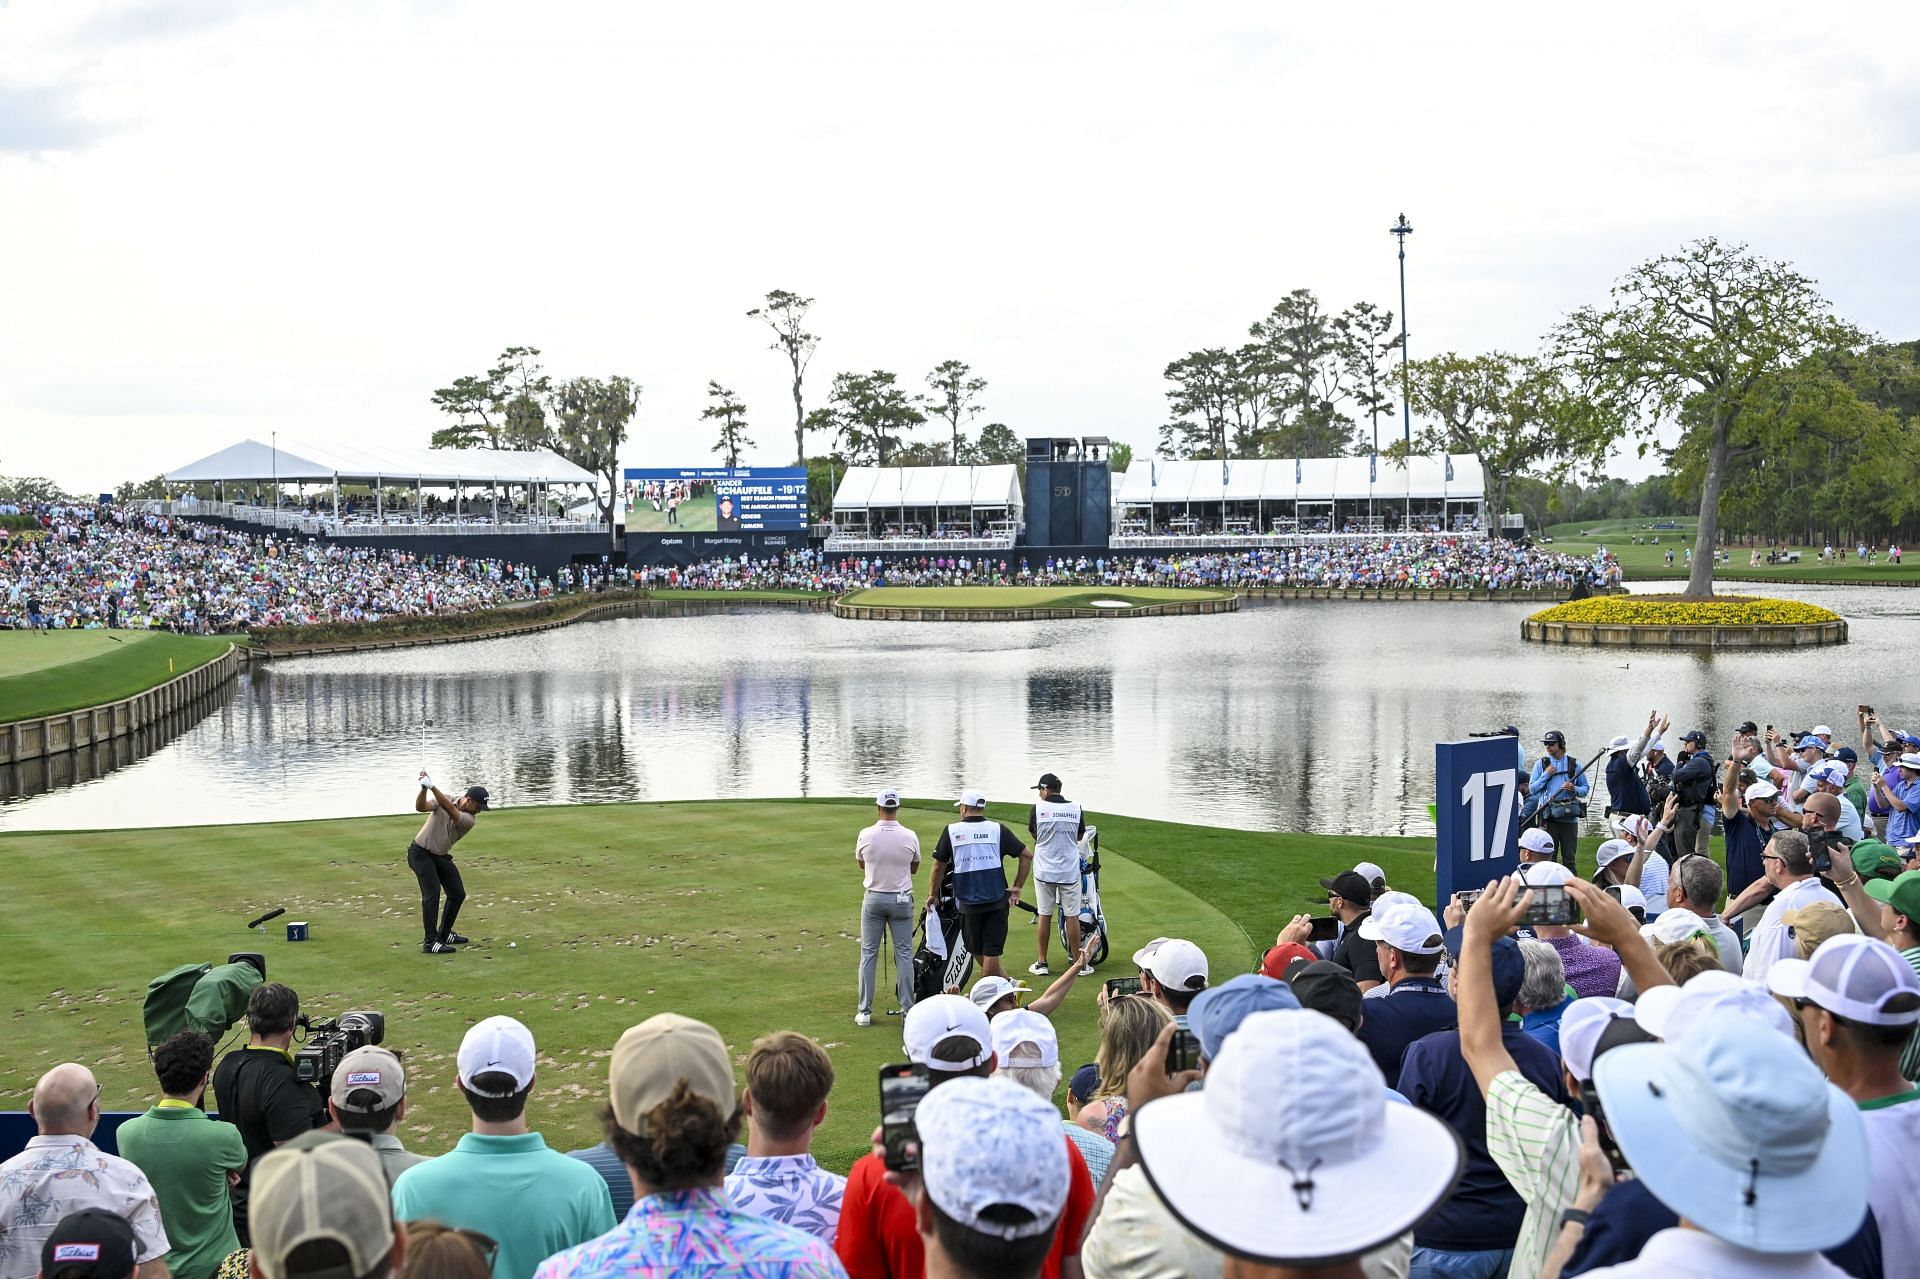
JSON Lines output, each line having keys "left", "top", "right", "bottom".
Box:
{"left": 621, "top": 467, "right": 808, "bottom": 534}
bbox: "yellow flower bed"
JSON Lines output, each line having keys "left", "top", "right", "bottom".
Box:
{"left": 1530, "top": 595, "right": 1840, "bottom": 627}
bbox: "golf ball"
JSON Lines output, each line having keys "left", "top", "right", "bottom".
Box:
{"left": 508, "top": 942, "right": 517, "bottom": 948}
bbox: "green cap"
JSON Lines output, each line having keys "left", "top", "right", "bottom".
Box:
{"left": 1851, "top": 839, "right": 1902, "bottom": 883}
{"left": 1864, "top": 869, "right": 1920, "bottom": 921}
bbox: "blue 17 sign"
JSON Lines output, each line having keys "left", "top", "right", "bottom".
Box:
{"left": 1435, "top": 735, "right": 1521, "bottom": 910}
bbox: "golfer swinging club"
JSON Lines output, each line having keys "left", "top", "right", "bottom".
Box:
{"left": 410, "top": 772, "right": 488, "bottom": 954}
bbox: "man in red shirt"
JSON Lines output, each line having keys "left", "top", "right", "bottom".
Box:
{"left": 834, "top": 995, "right": 1093, "bottom": 1279}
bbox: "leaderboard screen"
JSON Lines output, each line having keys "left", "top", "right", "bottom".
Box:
{"left": 621, "top": 467, "right": 808, "bottom": 533}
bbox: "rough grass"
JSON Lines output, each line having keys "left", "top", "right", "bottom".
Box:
{"left": 3, "top": 798, "right": 1366, "bottom": 1171}
{"left": 842, "top": 585, "right": 1231, "bottom": 610}
{"left": 0, "top": 631, "right": 232, "bottom": 721}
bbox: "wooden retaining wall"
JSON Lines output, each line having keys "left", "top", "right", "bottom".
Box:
{"left": 0, "top": 644, "right": 242, "bottom": 765}
{"left": 252, "top": 593, "right": 834, "bottom": 658}
{"left": 1521, "top": 618, "right": 1850, "bottom": 649}
{"left": 833, "top": 596, "right": 1239, "bottom": 622}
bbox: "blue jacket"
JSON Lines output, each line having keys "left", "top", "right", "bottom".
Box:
{"left": 1605, "top": 751, "right": 1649, "bottom": 815}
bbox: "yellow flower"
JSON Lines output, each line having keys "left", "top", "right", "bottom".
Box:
{"left": 1529, "top": 595, "right": 1839, "bottom": 627}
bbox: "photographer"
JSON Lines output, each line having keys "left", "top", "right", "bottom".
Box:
{"left": 1528, "top": 731, "right": 1590, "bottom": 871}
{"left": 211, "top": 983, "right": 329, "bottom": 1245}
{"left": 1665, "top": 731, "right": 1716, "bottom": 861}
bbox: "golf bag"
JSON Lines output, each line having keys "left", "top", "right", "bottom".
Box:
{"left": 1052, "top": 826, "right": 1110, "bottom": 966}
{"left": 913, "top": 885, "right": 974, "bottom": 1001}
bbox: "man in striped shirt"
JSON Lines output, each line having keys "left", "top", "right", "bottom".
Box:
{"left": 1456, "top": 876, "right": 1673, "bottom": 1279}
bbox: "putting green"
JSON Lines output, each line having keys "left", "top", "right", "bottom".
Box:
{"left": 2, "top": 798, "right": 1313, "bottom": 1170}
{"left": 0, "top": 631, "right": 233, "bottom": 721}
{"left": 841, "top": 585, "right": 1232, "bottom": 610}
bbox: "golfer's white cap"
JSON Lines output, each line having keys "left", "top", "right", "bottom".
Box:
{"left": 955, "top": 788, "right": 988, "bottom": 809}
{"left": 903, "top": 995, "right": 993, "bottom": 1071}
{"left": 1518, "top": 828, "right": 1556, "bottom": 857}
{"left": 990, "top": 1009, "right": 1060, "bottom": 1067}
{"left": 1133, "top": 937, "right": 1209, "bottom": 992}
{"left": 1133, "top": 1009, "right": 1463, "bottom": 1265}
{"left": 1594, "top": 838, "right": 1636, "bottom": 868}
{"left": 916, "top": 1076, "right": 1068, "bottom": 1240}
{"left": 1358, "top": 902, "right": 1445, "bottom": 954}
{"left": 968, "top": 975, "right": 1029, "bottom": 1011}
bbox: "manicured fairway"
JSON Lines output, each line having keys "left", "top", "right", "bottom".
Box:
{"left": 1543, "top": 518, "right": 1920, "bottom": 585}
{"left": 842, "top": 585, "right": 1233, "bottom": 610}
{"left": 0, "top": 799, "right": 1425, "bottom": 1170}
{"left": 0, "top": 631, "right": 233, "bottom": 721}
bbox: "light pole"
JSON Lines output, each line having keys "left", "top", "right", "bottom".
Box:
{"left": 270, "top": 430, "right": 278, "bottom": 514}
{"left": 1390, "top": 213, "right": 1413, "bottom": 531}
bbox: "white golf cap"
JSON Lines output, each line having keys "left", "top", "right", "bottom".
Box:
{"left": 1517, "top": 860, "right": 1572, "bottom": 887}
{"left": 903, "top": 994, "right": 993, "bottom": 1071}
{"left": 1744, "top": 779, "right": 1780, "bottom": 803}
{"left": 916, "top": 1076, "right": 1068, "bottom": 1240}
{"left": 1593, "top": 838, "right": 1636, "bottom": 868}
{"left": 968, "top": 975, "right": 1030, "bottom": 1012}
{"left": 1357, "top": 902, "right": 1444, "bottom": 955}
{"left": 1647, "top": 737, "right": 1670, "bottom": 754}
{"left": 1558, "top": 997, "right": 1636, "bottom": 1083}
{"left": 1900, "top": 753, "right": 1920, "bottom": 771}
{"left": 875, "top": 787, "right": 902, "bottom": 808}
{"left": 1642, "top": 907, "right": 1713, "bottom": 947}
{"left": 1813, "top": 724, "right": 1833, "bottom": 737}
{"left": 1614, "top": 813, "right": 1655, "bottom": 843}
{"left": 1132, "top": 937, "right": 1209, "bottom": 993}
{"left": 1609, "top": 883, "right": 1648, "bottom": 913}
{"left": 1371, "top": 890, "right": 1422, "bottom": 913}
{"left": 1635, "top": 970, "right": 1793, "bottom": 1044}
{"left": 954, "top": 788, "right": 988, "bottom": 808}
{"left": 1594, "top": 1008, "right": 1868, "bottom": 1253}
{"left": 990, "top": 1008, "right": 1060, "bottom": 1068}
{"left": 1133, "top": 1009, "right": 1463, "bottom": 1265}
{"left": 1517, "top": 828, "right": 1556, "bottom": 857}
{"left": 1767, "top": 934, "right": 1920, "bottom": 1026}
{"left": 1807, "top": 761, "right": 1848, "bottom": 789}
{"left": 456, "top": 1015, "right": 537, "bottom": 1096}
{"left": 1608, "top": 734, "right": 1631, "bottom": 751}
{"left": 1350, "top": 861, "right": 1386, "bottom": 886}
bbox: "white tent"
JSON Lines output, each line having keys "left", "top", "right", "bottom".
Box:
{"left": 831, "top": 464, "right": 1022, "bottom": 512}
{"left": 1112, "top": 454, "right": 1484, "bottom": 504}
{"left": 165, "top": 438, "right": 594, "bottom": 486}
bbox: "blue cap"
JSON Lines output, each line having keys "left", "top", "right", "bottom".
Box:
{"left": 1837, "top": 747, "right": 1859, "bottom": 763}
{"left": 1188, "top": 973, "right": 1300, "bottom": 1063}
{"left": 1796, "top": 735, "right": 1825, "bottom": 752}
{"left": 1067, "top": 1063, "right": 1100, "bottom": 1106}
{"left": 1443, "top": 930, "right": 1528, "bottom": 1007}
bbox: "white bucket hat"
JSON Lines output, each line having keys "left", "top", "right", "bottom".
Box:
{"left": 1133, "top": 1009, "right": 1462, "bottom": 1265}
{"left": 1593, "top": 1007, "right": 1868, "bottom": 1253}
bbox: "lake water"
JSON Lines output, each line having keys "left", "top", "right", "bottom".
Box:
{"left": 3, "top": 584, "right": 1911, "bottom": 834}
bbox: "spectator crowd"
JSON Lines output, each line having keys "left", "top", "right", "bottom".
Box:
{"left": 6, "top": 703, "right": 1918, "bottom": 1279}
{"left": 1, "top": 505, "right": 554, "bottom": 633}
{"left": 633, "top": 537, "right": 1620, "bottom": 595}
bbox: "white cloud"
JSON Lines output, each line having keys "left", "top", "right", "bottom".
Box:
{"left": 1, "top": 0, "right": 1916, "bottom": 490}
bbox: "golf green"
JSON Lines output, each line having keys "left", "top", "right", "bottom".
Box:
{"left": 0, "top": 799, "right": 1429, "bottom": 1170}
{"left": 841, "top": 585, "right": 1232, "bottom": 610}
{"left": 0, "top": 631, "right": 233, "bottom": 721}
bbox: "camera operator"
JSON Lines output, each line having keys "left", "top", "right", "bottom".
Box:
{"left": 211, "top": 983, "right": 329, "bottom": 1245}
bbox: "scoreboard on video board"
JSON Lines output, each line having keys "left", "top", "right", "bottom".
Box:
{"left": 621, "top": 467, "right": 808, "bottom": 534}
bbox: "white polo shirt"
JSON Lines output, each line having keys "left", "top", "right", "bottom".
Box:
{"left": 1741, "top": 875, "right": 1843, "bottom": 986}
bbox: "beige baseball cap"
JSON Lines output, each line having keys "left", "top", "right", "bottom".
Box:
{"left": 330, "top": 1046, "right": 405, "bottom": 1113}
{"left": 609, "top": 1013, "right": 736, "bottom": 1133}
{"left": 250, "top": 1132, "right": 394, "bottom": 1279}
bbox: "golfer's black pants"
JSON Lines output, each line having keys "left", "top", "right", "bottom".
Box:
{"left": 407, "top": 842, "right": 465, "bottom": 942}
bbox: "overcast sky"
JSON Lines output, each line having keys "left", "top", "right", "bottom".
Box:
{"left": 4, "top": 0, "right": 1917, "bottom": 493}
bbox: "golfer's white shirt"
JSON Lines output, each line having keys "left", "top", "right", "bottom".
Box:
{"left": 1741, "top": 876, "right": 1843, "bottom": 985}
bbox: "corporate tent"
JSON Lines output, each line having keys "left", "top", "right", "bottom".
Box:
{"left": 829, "top": 465, "right": 1023, "bottom": 542}
{"left": 1111, "top": 454, "right": 1485, "bottom": 537}
{"left": 164, "top": 438, "right": 598, "bottom": 526}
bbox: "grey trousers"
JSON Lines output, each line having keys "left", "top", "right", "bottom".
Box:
{"left": 859, "top": 890, "right": 916, "bottom": 1016}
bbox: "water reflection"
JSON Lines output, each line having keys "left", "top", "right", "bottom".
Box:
{"left": 3, "top": 584, "right": 1911, "bottom": 835}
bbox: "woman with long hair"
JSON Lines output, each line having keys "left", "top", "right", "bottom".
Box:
{"left": 1075, "top": 995, "right": 1170, "bottom": 1142}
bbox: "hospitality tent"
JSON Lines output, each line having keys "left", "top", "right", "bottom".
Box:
{"left": 165, "top": 438, "right": 597, "bottom": 525}
{"left": 830, "top": 464, "right": 1023, "bottom": 539}
{"left": 1112, "top": 454, "right": 1485, "bottom": 536}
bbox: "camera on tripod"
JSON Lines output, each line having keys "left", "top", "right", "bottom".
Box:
{"left": 293, "top": 1011, "right": 386, "bottom": 1086}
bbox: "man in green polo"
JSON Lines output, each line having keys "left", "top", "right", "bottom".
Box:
{"left": 115, "top": 1031, "right": 246, "bottom": 1279}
